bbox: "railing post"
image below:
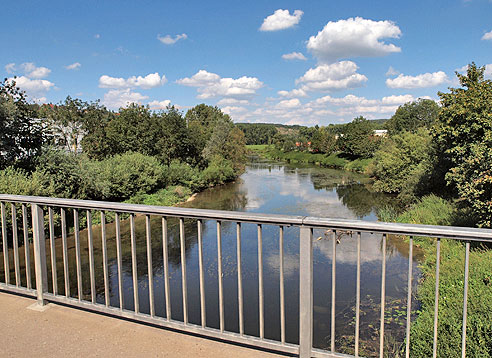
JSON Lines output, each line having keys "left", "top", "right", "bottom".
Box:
{"left": 31, "top": 204, "right": 48, "bottom": 305}
{"left": 299, "top": 226, "right": 313, "bottom": 358}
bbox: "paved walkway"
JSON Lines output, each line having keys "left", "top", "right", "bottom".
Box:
{"left": 0, "top": 292, "right": 280, "bottom": 357}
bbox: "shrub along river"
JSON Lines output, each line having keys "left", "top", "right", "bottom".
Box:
{"left": 1, "top": 156, "right": 422, "bottom": 357}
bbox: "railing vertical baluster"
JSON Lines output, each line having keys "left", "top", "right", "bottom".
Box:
{"left": 198, "top": 219, "right": 206, "bottom": 328}
{"left": 101, "top": 211, "right": 109, "bottom": 307}
{"left": 146, "top": 215, "right": 155, "bottom": 317}
{"left": 279, "top": 226, "right": 285, "bottom": 344}
{"left": 22, "top": 204, "right": 31, "bottom": 289}
{"left": 461, "top": 241, "right": 470, "bottom": 358}
{"left": 180, "top": 218, "right": 188, "bottom": 324}
{"left": 48, "top": 207, "right": 57, "bottom": 294}
{"left": 31, "top": 204, "right": 47, "bottom": 305}
{"left": 162, "top": 217, "right": 171, "bottom": 320}
{"left": 217, "top": 221, "right": 224, "bottom": 332}
{"left": 331, "top": 230, "right": 337, "bottom": 352}
{"left": 1, "top": 202, "right": 9, "bottom": 285}
{"left": 115, "top": 213, "right": 124, "bottom": 310}
{"left": 237, "top": 222, "right": 244, "bottom": 335}
{"left": 61, "top": 208, "right": 69, "bottom": 297}
{"left": 433, "top": 238, "right": 441, "bottom": 358}
{"left": 258, "top": 224, "right": 264, "bottom": 339}
{"left": 74, "top": 209, "right": 83, "bottom": 301}
{"left": 86, "top": 210, "right": 95, "bottom": 303}
{"left": 355, "top": 232, "right": 361, "bottom": 357}
{"left": 299, "top": 226, "right": 313, "bottom": 358}
{"left": 130, "top": 213, "right": 139, "bottom": 313}
{"left": 406, "top": 236, "right": 414, "bottom": 358}
{"left": 379, "top": 233, "right": 387, "bottom": 358}
{"left": 11, "top": 204, "right": 20, "bottom": 287}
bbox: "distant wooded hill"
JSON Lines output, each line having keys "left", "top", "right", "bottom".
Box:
{"left": 236, "top": 119, "right": 388, "bottom": 145}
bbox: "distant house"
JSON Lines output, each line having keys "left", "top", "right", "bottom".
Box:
{"left": 373, "top": 129, "right": 388, "bottom": 137}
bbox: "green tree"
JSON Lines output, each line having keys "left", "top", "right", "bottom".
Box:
{"left": 156, "top": 106, "right": 199, "bottom": 165}
{"left": 0, "top": 78, "right": 45, "bottom": 169}
{"left": 340, "top": 116, "right": 381, "bottom": 158}
{"left": 40, "top": 96, "right": 88, "bottom": 152}
{"left": 80, "top": 101, "right": 114, "bottom": 160}
{"left": 310, "top": 126, "right": 337, "bottom": 154}
{"left": 433, "top": 63, "right": 492, "bottom": 227}
{"left": 202, "top": 118, "right": 247, "bottom": 173}
{"left": 386, "top": 99, "right": 440, "bottom": 134}
{"left": 373, "top": 128, "right": 433, "bottom": 201}
{"left": 186, "top": 104, "right": 230, "bottom": 155}
{"left": 106, "top": 104, "right": 159, "bottom": 156}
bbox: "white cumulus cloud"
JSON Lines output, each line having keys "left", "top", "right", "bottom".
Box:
{"left": 278, "top": 88, "right": 308, "bottom": 98}
{"left": 148, "top": 100, "right": 172, "bottom": 110}
{"left": 306, "top": 93, "right": 422, "bottom": 120}
{"left": 282, "top": 52, "right": 307, "bottom": 61}
{"left": 177, "top": 70, "right": 263, "bottom": 99}
{"left": 259, "top": 9, "right": 303, "bottom": 31}
{"left": 381, "top": 94, "right": 415, "bottom": 105}
{"left": 6, "top": 62, "right": 51, "bottom": 79}
{"left": 386, "top": 71, "right": 448, "bottom": 89}
{"left": 7, "top": 76, "right": 55, "bottom": 95}
{"left": 482, "top": 30, "right": 492, "bottom": 41}
{"left": 307, "top": 17, "right": 401, "bottom": 63}
{"left": 176, "top": 70, "right": 221, "bottom": 86}
{"left": 102, "top": 89, "right": 148, "bottom": 109}
{"left": 65, "top": 62, "right": 81, "bottom": 70}
{"left": 221, "top": 106, "right": 248, "bottom": 115}
{"left": 296, "top": 61, "right": 368, "bottom": 92}
{"left": 99, "top": 72, "right": 167, "bottom": 89}
{"left": 276, "top": 98, "right": 302, "bottom": 109}
{"left": 157, "top": 33, "right": 188, "bottom": 45}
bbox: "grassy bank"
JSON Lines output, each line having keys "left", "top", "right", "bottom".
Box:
{"left": 248, "top": 145, "right": 373, "bottom": 173}
{"left": 379, "top": 195, "right": 492, "bottom": 357}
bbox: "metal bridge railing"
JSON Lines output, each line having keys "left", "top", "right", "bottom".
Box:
{"left": 1, "top": 194, "right": 492, "bottom": 358}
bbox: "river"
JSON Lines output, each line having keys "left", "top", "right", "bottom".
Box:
{"left": 1, "top": 157, "right": 421, "bottom": 356}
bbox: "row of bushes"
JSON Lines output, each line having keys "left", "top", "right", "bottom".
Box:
{"left": 379, "top": 196, "right": 492, "bottom": 357}
{"left": 0, "top": 149, "right": 236, "bottom": 204}
{"left": 250, "top": 146, "right": 373, "bottom": 173}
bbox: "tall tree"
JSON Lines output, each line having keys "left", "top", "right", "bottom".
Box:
{"left": 40, "top": 96, "right": 87, "bottom": 152}
{"left": 386, "top": 99, "right": 440, "bottom": 134}
{"left": 185, "top": 104, "right": 231, "bottom": 154}
{"left": 0, "top": 78, "right": 45, "bottom": 169}
{"left": 202, "top": 118, "right": 247, "bottom": 172}
{"left": 340, "top": 116, "right": 381, "bottom": 158}
{"left": 433, "top": 63, "right": 492, "bottom": 227}
{"left": 156, "top": 106, "right": 199, "bottom": 165}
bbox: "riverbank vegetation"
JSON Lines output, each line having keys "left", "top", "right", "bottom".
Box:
{"left": 0, "top": 82, "right": 246, "bottom": 206}
{"left": 375, "top": 64, "right": 492, "bottom": 357}
{"left": 380, "top": 195, "right": 492, "bottom": 357}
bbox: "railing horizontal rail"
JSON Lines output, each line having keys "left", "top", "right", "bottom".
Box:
{"left": 1, "top": 194, "right": 491, "bottom": 241}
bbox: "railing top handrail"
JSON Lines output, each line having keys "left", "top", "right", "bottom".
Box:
{"left": 2, "top": 194, "right": 492, "bottom": 241}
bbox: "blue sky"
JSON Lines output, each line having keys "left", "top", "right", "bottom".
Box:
{"left": 2, "top": 0, "right": 491, "bottom": 125}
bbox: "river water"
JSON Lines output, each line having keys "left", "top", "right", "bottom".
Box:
{"left": 1, "top": 157, "right": 421, "bottom": 356}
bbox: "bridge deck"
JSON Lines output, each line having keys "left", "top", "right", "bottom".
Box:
{"left": 0, "top": 292, "right": 279, "bottom": 358}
